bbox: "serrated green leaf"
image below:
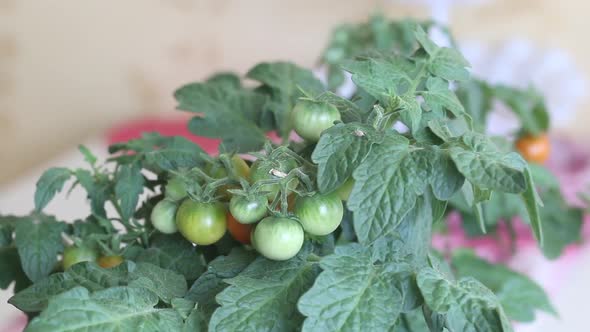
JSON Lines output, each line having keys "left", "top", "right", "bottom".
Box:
{"left": 74, "top": 169, "right": 109, "bottom": 218}
{"left": 417, "top": 268, "right": 513, "bottom": 332}
{"left": 171, "top": 297, "right": 195, "bottom": 320}
{"left": 342, "top": 56, "right": 416, "bottom": 102}
{"left": 395, "top": 194, "right": 435, "bottom": 265}
{"left": 421, "top": 77, "right": 464, "bottom": 116}
{"left": 397, "top": 93, "right": 422, "bottom": 133}
{"left": 298, "top": 238, "right": 416, "bottom": 332}
{"left": 348, "top": 134, "right": 426, "bottom": 243}
{"left": 185, "top": 248, "right": 256, "bottom": 319}
{"left": 209, "top": 250, "right": 319, "bottom": 332}
{"left": 0, "top": 247, "right": 29, "bottom": 291}
{"left": 427, "top": 117, "right": 469, "bottom": 142}
{"left": 0, "top": 214, "right": 18, "bottom": 247}
{"left": 312, "top": 123, "right": 379, "bottom": 193}
{"left": 537, "top": 189, "right": 583, "bottom": 259}
{"left": 521, "top": 167, "right": 544, "bottom": 245}
{"left": 348, "top": 134, "right": 459, "bottom": 244}
{"left": 183, "top": 308, "right": 207, "bottom": 332}
{"left": 78, "top": 145, "right": 97, "bottom": 166}
{"left": 129, "top": 263, "right": 187, "bottom": 303}
{"left": 452, "top": 251, "right": 556, "bottom": 322}
{"left": 316, "top": 91, "right": 367, "bottom": 123}
{"left": 135, "top": 233, "right": 206, "bottom": 280}
{"left": 114, "top": 163, "right": 144, "bottom": 221}
{"left": 456, "top": 79, "right": 492, "bottom": 132}
{"left": 9, "top": 262, "right": 129, "bottom": 312}
{"left": 25, "top": 287, "right": 183, "bottom": 332}
{"left": 15, "top": 215, "right": 65, "bottom": 282}
{"left": 428, "top": 148, "right": 464, "bottom": 201}
{"left": 175, "top": 82, "right": 268, "bottom": 152}
{"left": 494, "top": 85, "right": 549, "bottom": 135}
{"left": 206, "top": 72, "right": 241, "bottom": 89}
{"left": 415, "top": 27, "right": 470, "bottom": 82}
{"left": 247, "top": 62, "right": 324, "bottom": 137}
{"left": 34, "top": 168, "right": 71, "bottom": 211}
{"left": 449, "top": 133, "right": 526, "bottom": 193}
{"left": 145, "top": 136, "right": 206, "bottom": 171}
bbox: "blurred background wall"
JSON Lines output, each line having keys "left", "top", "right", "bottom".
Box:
{"left": 1, "top": 0, "right": 589, "bottom": 185}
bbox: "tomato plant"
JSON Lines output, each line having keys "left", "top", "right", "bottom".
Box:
{"left": 253, "top": 216, "right": 304, "bottom": 261}
{"left": 62, "top": 246, "right": 98, "bottom": 270}
{"left": 176, "top": 200, "right": 227, "bottom": 245}
{"left": 2, "top": 15, "right": 584, "bottom": 332}
{"left": 226, "top": 213, "right": 253, "bottom": 244}
{"left": 295, "top": 192, "right": 343, "bottom": 236}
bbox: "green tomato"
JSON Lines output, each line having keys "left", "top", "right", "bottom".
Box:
{"left": 151, "top": 199, "right": 178, "bottom": 234}
{"left": 254, "top": 217, "right": 304, "bottom": 261}
{"left": 62, "top": 246, "right": 98, "bottom": 270}
{"left": 176, "top": 200, "right": 227, "bottom": 245}
{"left": 250, "top": 158, "right": 299, "bottom": 201}
{"left": 229, "top": 196, "right": 267, "bottom": 224}
{"left": 292, "top": 99, "right": 341, "bottom": 142}
{"left": 165, "top": 177, "right": 187, "bottom": 201}
{"left": 295, "top": 192, "right": 343, "bottom": 236}
{"left": 336, "top": 178, "right": 355, "bottom": 201}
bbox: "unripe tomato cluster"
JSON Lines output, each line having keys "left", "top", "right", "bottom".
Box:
{"left": 151, "top": 156, "right": 349, "bottom": 261}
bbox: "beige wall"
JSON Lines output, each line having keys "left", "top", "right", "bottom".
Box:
{"left": 1, "top": 0, "right": 588, "bottom": 184}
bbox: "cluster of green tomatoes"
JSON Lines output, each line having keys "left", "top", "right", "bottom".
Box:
{"left": 150, "top": 99, "right": 348, "bottom": 261}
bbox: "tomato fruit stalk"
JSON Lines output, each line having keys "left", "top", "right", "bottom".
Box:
{"left": 250, "top": 158, "right": 299, "bottom": 201}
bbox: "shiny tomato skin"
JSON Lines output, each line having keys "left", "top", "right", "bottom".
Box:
{"left": 295, "top": 192, "right": 343, "bottom": 236}
{"left": 62, "top": 246, "right": 99, "bottom": 270}
{"left": 292, "top": 99, "right": 341, "bottom": 142}
{"left": 515, "top": 134, "right": 550, "bottom": 164}
{"left": 97, "top": 255, "right": 124, "bottom": 269}
{"left": 253, "top": 217, "right": 304, "bottom": 261}
{"left": 227, "top": 213, "right": 253, "bottom": 245}
{"left": 229, "top": 196, "right": 267, "bottom": 224}
{"left": 176, "top": 200, "right": 227, "bottom": 245}
{"left": 151, "top": 199, "right": 178, "bottom": 234}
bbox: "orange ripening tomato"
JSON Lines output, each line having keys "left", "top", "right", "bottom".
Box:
{"left": 97, "top": 255, "right": 124, "bottom": 269}
{"left": 515, "top": 134, "right": 550, "bottom": 164}
{"left": 227, "top": 213, "right": 253, "bottom": 245}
